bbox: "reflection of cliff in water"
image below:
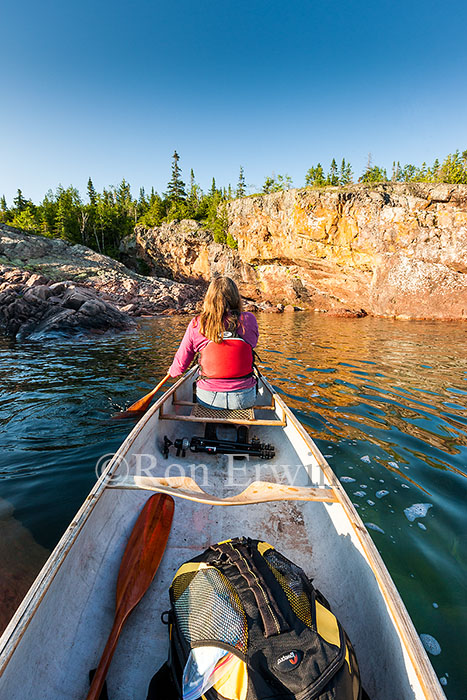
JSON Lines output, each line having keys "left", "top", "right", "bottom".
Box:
{"left": 0, "top": 499, "right": 49, "bottom": 634}
{"left": 257, "top": 314, "right": 467, "bottom": 479}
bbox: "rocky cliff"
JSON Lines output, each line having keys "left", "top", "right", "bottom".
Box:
{"left": 0, "top": 224, "right": 203, "bottom": 338}
{"left": 122, "top": 183, "right": 467, "bottom": 319}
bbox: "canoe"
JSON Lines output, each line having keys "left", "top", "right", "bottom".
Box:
{"left": 0, "top": 368, "right": 445, "bottom": 699}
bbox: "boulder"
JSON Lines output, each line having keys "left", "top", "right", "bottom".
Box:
{"left": 0, "top": 263, "right": 135, "bottom": 339}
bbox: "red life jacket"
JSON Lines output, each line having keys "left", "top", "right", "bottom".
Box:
{"left": 199, "top": 335, "right": 254, "bottom": 380}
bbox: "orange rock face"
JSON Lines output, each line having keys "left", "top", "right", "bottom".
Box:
{"left": 226, "top": 183, "right": 467, "bottom": 319}
{"left": 119, "top": 183, "right": 467, "bottom": 319}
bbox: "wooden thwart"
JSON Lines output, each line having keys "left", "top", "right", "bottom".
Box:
{"left": 109, "top": 476, "right": 337, "bottom": 506}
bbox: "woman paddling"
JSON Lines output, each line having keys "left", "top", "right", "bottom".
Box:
{"left": 168, "top": 276, "right": 258, "bottom": 409}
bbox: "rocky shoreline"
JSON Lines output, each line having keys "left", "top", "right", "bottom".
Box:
{"left": 0, "top": 224, "right": 206, "bottom": 338}
{"left": 0, "top": 266, "right": 136, "bottom": 339}
{"left": 121, "top": 183, "right": 467, "bottom": 321}
{"left": 2, "top": 181, "right": 467, "bottom": 338}
{"left": 0, "top": 224, "right": 305, "bottom": 339}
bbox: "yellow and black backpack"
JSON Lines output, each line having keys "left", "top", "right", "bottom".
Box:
{"left": 148, "top": 537, "right": 366, "bottom": 700}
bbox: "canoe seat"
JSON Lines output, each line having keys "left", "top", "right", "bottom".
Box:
{"left": 191, "top": 404, "right": 255, "bottom": 421}
{"left": 159, "top": 401, "right": 286, "bottom": 426}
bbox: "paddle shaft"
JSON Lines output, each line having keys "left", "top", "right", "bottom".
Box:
{"left": 85, "top": 493, "right": 174, "bottom": 700}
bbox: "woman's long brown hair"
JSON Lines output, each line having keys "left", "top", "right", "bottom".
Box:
{"left": 198, "top": 276, "right": 243, "bottom": 342}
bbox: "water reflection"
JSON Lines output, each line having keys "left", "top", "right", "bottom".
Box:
{"left": 0, "top": 314, "right": 466, "bottom": 697}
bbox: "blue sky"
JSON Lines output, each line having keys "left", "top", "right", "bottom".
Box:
{"left": 2, "top": 0, "right": 467, "bottom": 203}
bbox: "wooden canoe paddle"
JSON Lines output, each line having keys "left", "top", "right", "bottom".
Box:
{"left": 114, "top": 372, "right": 171, "bottom": 418}
{"left": 86, "top": 493, "right": 175, "bottom": 700}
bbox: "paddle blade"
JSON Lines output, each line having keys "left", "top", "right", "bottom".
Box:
{"left": 113, "top": 372, "right": 171, "bottom": 418}
{"left": 115, "top": 493, "right": 175, "bottom": 614}
{"left": 124, "top": 389, "right": 157, "bottom": 414}
{"left": 86, "top": 494, "right": 174, "bottom": 700}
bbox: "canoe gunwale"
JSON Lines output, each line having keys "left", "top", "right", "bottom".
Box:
{"left": 0, "top": 369, "right": 194, "bottom": 675}
{"left": 260, "top": 375, "right": 444, "bottom": 699}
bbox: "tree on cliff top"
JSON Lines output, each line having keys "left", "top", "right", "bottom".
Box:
{"left": 439, "top": 150, "right": 467, "bottom": 184}
{"left": 340, "top": 158, "right": 353, "bottom": 185}
{"left": 166, "top": 151, "right": 186, "bottom": 201}
{"left": 305, "top": 164, "right": 326, "bottom": 187}
{"left": 87, "top": 178, "right": 97, "bottom": 207}
{"left": 237, "top": 166, "right": 246, "bottom": 197}
{"left": 262, "top": 173, "right": 293, "bottom": 193}
{"left": 0, "top": 195, "right": 7, "bottom": 222}
{"left": 13, "top": 189, "right": 29, "bottom": 212}
{"left": 359, "top": 165, "right": 388, "bottom": 183}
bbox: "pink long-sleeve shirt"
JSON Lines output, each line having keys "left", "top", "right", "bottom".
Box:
{"left": 168, "top": 312, "right": 259, "bottom": 392}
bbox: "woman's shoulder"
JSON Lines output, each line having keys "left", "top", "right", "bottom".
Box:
{"left": 240, "top": 311, "right": 258, "bottom": 326}
{"left": 188, "top": 315, "right": 200, "bottom": 329}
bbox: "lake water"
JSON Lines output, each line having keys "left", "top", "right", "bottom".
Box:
{"left": 0, "top": 313, "right": 466, "bottom": 698}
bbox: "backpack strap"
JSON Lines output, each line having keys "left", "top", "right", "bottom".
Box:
{"left": 211, "top": 541, "right": 289, "bottom": 638}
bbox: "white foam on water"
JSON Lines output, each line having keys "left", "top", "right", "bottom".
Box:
{"left": 440, "top": 677, "right": 447, "bottom": 686}
{"left": 401, "top": 484, "right": 410, "bottom": 489}
{"left": 404, "top": 503, "right": 432, "bottom": 522}
{"left": 420, "top": 634, "right": 441, "bottom": 656}
{"left": 418, "top": 522, "right": 427, "bottom": 531}
{"left": 388, "top": 461, "right": 399, "bottom": 469}
{"left": 340, "top": 476, "right": 356, "bottom": 483}
{"left": 376, "top": 490, "right": 389, "bottom": 499}
{"left": 354, "top": 491, "right": 366, "bottom": 497}
{"left": 360, "top": 484, "right": 368, "bottom": 488}
{"left": 365, "top": 522, "right": 385, "bottom": 534}
{"left": 361, "top": 455, "right": 371, "bottom": 463}
{"left": 433, "top": 603, "right": 439, "bottom": 609}
{"left": 367, "top": 500, "right": 375, "bottom": 506}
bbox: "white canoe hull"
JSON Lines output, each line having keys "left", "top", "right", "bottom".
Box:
{"left": 0, "top": 370, "right": 444, "bottom": 699}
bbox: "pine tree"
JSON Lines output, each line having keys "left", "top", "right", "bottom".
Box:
{"left": 359, "top": 165, "right": 388, "bottom": 183}
{"left": 339, "top": 159, "right": 353, "bottom": 185}
{"left": 0, "top": 195, "right": 8, "bottom": 223}
{"left": 305, "top": 164, "right": 326, "bottom": 187}
{"left": 13, "top": 189, "right": 28, "bottom": 212}
{"left": 139, "top": 193, "right": 166, "bottom": 227}
{"left": 328, "top": 159, "right": 339, "bottom": 186}
{"left": 237, "top": 166, "right": 246, "bottom": 197}
{"left": 209, "top": 177, "right": 218, "bottom": 198}
{"left": 87, "top": 177, "right": 97, "bottom": 207}
{"left": 166, "top": 151, "right": 186, "bottom": 201}
{"left": 262, "top": 175, "right": 276, "bottom": 194}
{"left": 187, "top": 169, "right": 202, "bottom": 217}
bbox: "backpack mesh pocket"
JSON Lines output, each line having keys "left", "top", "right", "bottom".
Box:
{"left": 172, "top": 567, "right": 248, "bottom": 654}
{"left": 263, "top": 549, "right": 313, "bottom": 628}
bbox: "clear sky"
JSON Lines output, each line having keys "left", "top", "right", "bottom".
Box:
{"left": 2, "top": 0, "right": 467, "bottom": 204}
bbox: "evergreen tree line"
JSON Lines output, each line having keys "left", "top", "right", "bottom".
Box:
{"left": 304, "top": 150, "right": 467, "bottom": 187}
{"left": 1, "top": 148, "right": 466, "bottom": 259}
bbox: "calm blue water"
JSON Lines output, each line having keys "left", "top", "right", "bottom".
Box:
{"left": 0, "top": 314, "right": 466, "bottom": 697}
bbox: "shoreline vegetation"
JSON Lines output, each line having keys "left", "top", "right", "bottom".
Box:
{"left": 1, "top": 149, "right": 467, "bottom": 261}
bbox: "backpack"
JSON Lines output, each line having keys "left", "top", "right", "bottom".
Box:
{"left": 148, "top": 537, "right": 365, "bottom": 700}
